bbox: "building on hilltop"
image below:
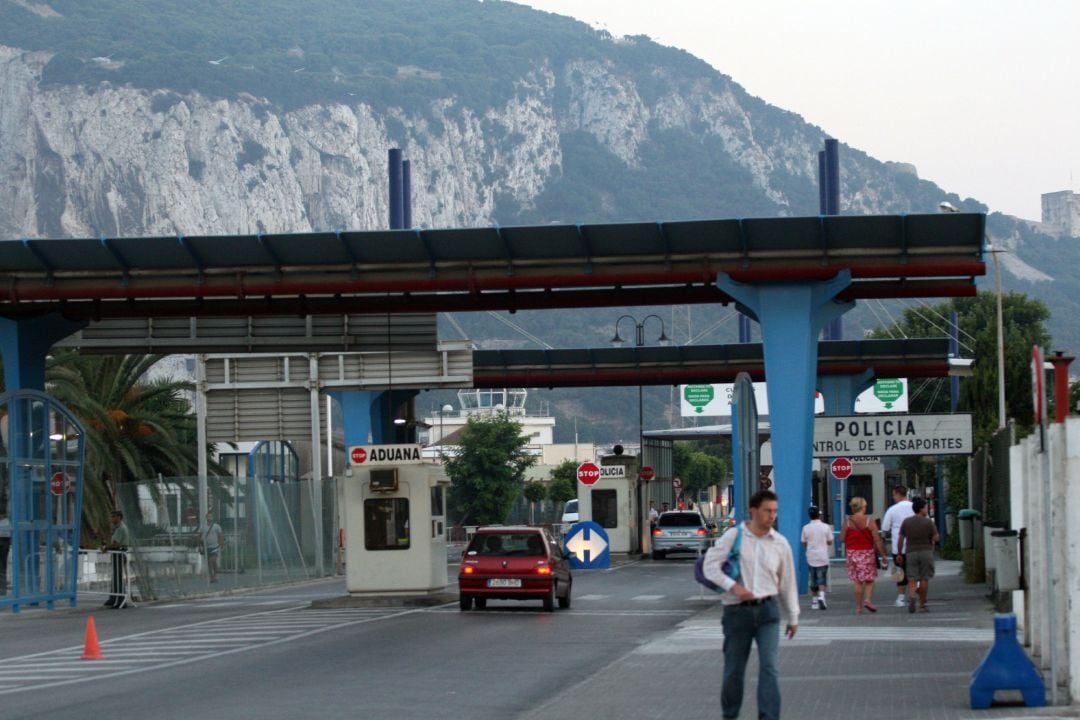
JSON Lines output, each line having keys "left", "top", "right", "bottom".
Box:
{"left": 1041, "top": 190, "right": 1080, "bottom": 236}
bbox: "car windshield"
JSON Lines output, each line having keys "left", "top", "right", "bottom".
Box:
{"left": 658, "top": 512, "right": 703, "bottom": 527}
{"left": 470, "top": 533, "right": 547, "bottom": 557}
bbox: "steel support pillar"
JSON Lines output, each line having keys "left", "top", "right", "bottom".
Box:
{"left": 716, "top": 272, "right": 853, "bottom": 592}
{"left": 0, "top": 315, "right": 85, "bottom": 392}
{"left": 333, "top": 389, "right": 420, "bottom": 452}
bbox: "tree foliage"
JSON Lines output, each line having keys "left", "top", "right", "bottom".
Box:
{"left": 673, "top": 441, "right": 729, "bottom": 496}
{"left": 866, "top": 291, "right": 1051, "bottom": 445}
{"left": 523, "top": 480, "right": 547, "bottom": 504}
{"left": 547, "top": 459, "right": 578, "bottom": 506}
{"left": 444, "top": 413, "right": 536, "bottom": 525}
{"left": 44, "top": 352, "right": 208, "bottom": 536}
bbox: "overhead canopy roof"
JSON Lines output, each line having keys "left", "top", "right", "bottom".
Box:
{"left": 0, "top": 213, "right": 985, "bottom": 320}
{"left": 473, "top": 338, "right": 960, "bottom": 388}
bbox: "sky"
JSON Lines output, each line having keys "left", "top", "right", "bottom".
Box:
{"left": 517, "top": 0, "right": 1079, "bottom": 222}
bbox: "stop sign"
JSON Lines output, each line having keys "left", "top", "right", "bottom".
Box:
{"left": 639, "top": 466, "right": 655, "bottom": 481}
{"left": 577, "top": 462, "right": 601, "bottom": 485}
{"left": 350, "top": 447, "right": 367, "bottom": 465}
{"left": 50, "top": 472, "right": 65, "bottom": 496}
{"left": 830, "top": 457, "right": 853, "bottom": 480}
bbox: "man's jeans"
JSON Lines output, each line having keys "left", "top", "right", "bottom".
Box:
{"left": 721, "top": 597, "right": 781, "bottom": 720}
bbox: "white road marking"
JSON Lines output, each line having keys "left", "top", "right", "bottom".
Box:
{"left": 658, "top": 623, "right": 992, "bottom": 644}
{"left": 574, "top": 594, "right": 608, "bottom": 601}
{"left": 0, "top": 606, "right": 420, "bottom": 696}
{"left": 631, "top": 595, "right": 665, "bottom": 602}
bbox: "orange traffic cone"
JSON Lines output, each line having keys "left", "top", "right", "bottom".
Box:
{"left": 81, "top": 615, "right": 103, "bottom": 660}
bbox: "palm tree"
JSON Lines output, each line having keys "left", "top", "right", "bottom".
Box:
{"left": 45, "top": 352, "right": 204, "bottom": 537}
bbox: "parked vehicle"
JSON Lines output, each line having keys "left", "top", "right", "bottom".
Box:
{"left": 560, "top": 499, "right": 579, "bottom": 524}
{"left": 458, "top": 526, "right": 572, "bottom": 612}
{"left": 651, "top": 511, "right": 716, "bottom": 559}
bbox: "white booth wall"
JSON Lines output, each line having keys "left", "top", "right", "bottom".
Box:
{"left": 342, "top": 463, "right": 449, "bottom": 595}
{"left": 576, "top": 458, "right": 639, "bottom": 554}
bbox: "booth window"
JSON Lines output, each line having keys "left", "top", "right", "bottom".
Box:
{"left": 364, "top": 498, "right": 410, "bottom": 550}
{"left": 845, "top": 475, "right": 874, "bottom": 515}
{"left": 591, "top": 489, "right": 618, "bottom": 529}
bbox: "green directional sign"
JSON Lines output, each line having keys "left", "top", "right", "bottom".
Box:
{"left": 873, "top": 379, "right": 904, "bottom": 409}
{"left": 683, "top": 384, "right": 715, "bottom": 414}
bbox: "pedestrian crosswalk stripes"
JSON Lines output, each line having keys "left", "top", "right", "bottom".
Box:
{"left": 668, "top": 624, "right": 993, "bottom": 643}
{"left": 0, "top": 606, "right": 413, "bottom": 696}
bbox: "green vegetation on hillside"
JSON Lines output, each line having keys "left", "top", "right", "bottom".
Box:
{"left": 2, "top": 0, "right": 719, "bottom": 112}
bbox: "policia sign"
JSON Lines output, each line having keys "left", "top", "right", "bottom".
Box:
{"left": 812, "top": 413, "right": 973, "bottom": 457}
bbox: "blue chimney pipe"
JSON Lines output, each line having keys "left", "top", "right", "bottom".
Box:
{"left": 388, "top": 148, "right": 404, "bottom": 230}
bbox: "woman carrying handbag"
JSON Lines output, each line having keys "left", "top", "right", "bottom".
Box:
{"left": 842, "top": 496, "right": 887, "bottom": 614}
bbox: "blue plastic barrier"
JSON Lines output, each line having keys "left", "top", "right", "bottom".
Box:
{"left": 970, "top": 613, "right": 1046, "bottom": 709}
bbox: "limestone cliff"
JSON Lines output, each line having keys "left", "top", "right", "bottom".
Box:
{"left": 0, "top": 42, "right": 933, "bottom": 240}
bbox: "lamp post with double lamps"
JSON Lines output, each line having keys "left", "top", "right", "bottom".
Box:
{"left": 610, "top": 314, "right": 670, "bottom": 555}
{"left": 940, "top": 201, "right": 1006, "bottom": 428}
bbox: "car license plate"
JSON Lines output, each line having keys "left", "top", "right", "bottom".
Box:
{"left": 673, "top": 532, "right": 690, "bottom": 537}
{"left": 487, "top": 578, "right": 521, "bottom": 588}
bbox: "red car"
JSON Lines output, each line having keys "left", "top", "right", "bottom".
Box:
{"left": 458, "top": 526, "right": 572, "bottom": 612}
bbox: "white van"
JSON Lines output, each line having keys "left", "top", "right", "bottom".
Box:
{"left": 560, "top": 499, "right": 579, "bottom": 524}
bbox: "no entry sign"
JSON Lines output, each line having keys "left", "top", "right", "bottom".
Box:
{"left": 577, "top": 462, "right": 600, "bottom": 485}
{"left": 830, "top": 457, "right": 853, "bottom": 480}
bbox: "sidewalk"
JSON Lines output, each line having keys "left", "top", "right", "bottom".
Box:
{"left": 523, "top": 560, "right": 1078, "bottom": 720}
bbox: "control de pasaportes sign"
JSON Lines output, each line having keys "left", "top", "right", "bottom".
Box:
{"left": 812, "top": 414, "right": 973, "bottom": 457}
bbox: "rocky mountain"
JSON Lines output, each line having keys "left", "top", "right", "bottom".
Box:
{"left": 1, "top": 0, "right": 1076, "bottom": 442}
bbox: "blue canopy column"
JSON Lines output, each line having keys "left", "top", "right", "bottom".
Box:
{"left": 333, "top": 389, "right": 420, "bottom": 451}
{"left": 0, "top": 315, "right": 86, "bottom": 392}
{"left": 716, "top": 271, "right": 853, "bottom": 592}
{"left": 818, "top": 370, "right": 875, "bottom": 556}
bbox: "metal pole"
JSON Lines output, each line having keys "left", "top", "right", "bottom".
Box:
{"left": 639, "top": 385, "right": 645, "bottom": 556}
{"left": 195, "top": 355, "right": 209, "bottom": 532}
{"left": 992, "top": 249, "right": 1006, "bottom": 429}
{"left": 308, "top": 354, "right": 324, "bottom": 576}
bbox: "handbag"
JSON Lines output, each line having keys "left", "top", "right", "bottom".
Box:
{"left": 694, "top": 524, "right": 743, "bottom": 593}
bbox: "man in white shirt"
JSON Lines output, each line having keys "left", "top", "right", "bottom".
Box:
{"left": 801, "top": 506, "right": 833, "bottom": 610}
{"left": 704, "top": 489, "right": 798, "bottom": 720}
{"left": 880, "top": 486, "right": 914, "bottom": 607}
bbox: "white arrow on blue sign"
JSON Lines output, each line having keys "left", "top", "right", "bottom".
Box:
{"left": 564, "top": 521, "right": 611, "bottom": 569}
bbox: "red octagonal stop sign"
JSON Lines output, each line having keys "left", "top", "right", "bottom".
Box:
{"left": 576, "top": 462, "right": 600, "bottom": 485}
{"left": 830, "top": 457, "right": 853, "bottom": 480}
{"left": 350, "top": 447, "right": 368, "bottom": 465}
{"left": 639, "top": 466, "right": 655, "bottom": 481}
{"left": 50, "top": 472, "right": 65, "bottom": 495}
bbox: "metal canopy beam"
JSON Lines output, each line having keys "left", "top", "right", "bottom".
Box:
{"left": 0, "top": 214, "right": 985, "bottom": 321}
{"left": 472, "top": 338, "right": 957, "bottom": 388}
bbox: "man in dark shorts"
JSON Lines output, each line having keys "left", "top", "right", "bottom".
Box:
{"left": 898, "top": 497, "right": 939, "bottom": 613}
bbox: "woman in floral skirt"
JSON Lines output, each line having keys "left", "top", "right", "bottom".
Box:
{"left": 842, "top": 496, "right": 886, "bottom": 614}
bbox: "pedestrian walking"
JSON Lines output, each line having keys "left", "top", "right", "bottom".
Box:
{"left": 703, "top": 489, "right": 798, "bottom": 720}
{"left": 880, "top": 486, "right": 914, "bottom": 607}
{"left": 101, "top": 510, "right": 133, "bottom": 608}
{"left": 800, "top": 505, "right": 833, "bottom": 610}
{"left": 841, "top": 496, "right": 886, "bottom": 614}
{"left": 899, "top": 497, "right": 939, "bottom": 613}
{"left": 203, "top": 511, "right": 224, "bottom": 583}
{"left": 0, "top": 511, "right": 11, "bottom": 596}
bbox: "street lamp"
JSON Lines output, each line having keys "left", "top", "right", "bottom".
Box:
{"left": 940, "top": 201, "right": 1006, "bottom": 428}
{"left": 987, "top": 242, "right": 1007, "bottom": 430}
{"left": 438, "top": 403, "right": 454, "bottom": 446}
{"left": 610, "top": 314, "right": 671, "bottom": 556}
